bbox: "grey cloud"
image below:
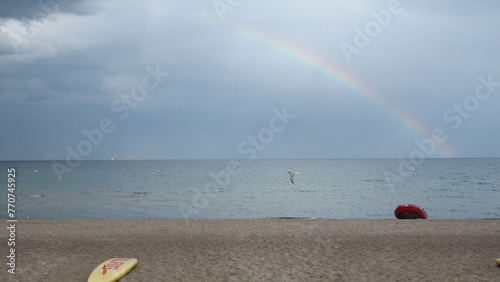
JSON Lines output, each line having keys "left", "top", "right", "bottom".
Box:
{"left": 0, "top": 0, "right": 99, "bottom": 20}
{"left": 1, "top": 1, "right": 499, "bottom": 160}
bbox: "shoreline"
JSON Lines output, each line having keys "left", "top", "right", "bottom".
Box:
{"left": 4, "top": 219, "right": 500, "bottom": 281}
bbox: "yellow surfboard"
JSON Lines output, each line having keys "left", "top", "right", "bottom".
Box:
{"left": 88, "top": 258, "right": 138, "bottom": 282}
{"left": 496, "top": 258, "right": 500, "bottom": 266}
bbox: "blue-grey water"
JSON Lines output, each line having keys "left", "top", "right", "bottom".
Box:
{"left": 1, "top": 159, "right": 499, "bottom": 219}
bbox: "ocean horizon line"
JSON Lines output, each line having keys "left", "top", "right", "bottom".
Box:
{"left": 2, "top": 156, "right": 500, "bottom": 162}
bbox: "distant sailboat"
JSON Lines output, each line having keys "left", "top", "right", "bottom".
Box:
{"left": 110, "top": 157, "right": 115, "bottom": 162}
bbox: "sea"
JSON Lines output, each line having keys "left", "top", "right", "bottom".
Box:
{"left": 1, "top": 158, "right": 499, "bottom": 220}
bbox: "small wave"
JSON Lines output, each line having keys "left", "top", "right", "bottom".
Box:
{"left": 30, "top": 194, "right": 44, "bottom": 198}
{"left": 273, "top": 217, "right": 314, "bottom": 220}
{"left": 362, "top": 179, "right": 384, "bottom": 182}
{"left": 131, "top": 191, "right": 149, "bottom": 196}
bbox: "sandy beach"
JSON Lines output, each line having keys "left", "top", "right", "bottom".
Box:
{"left": 3, "top": 219, "right": 500, "bottom": 281}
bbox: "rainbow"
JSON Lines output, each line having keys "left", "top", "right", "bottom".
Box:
{"left": 228, "top": 23, "right": 455, "bottom": 158}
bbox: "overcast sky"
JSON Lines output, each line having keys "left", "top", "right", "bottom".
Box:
{"left": 1, "top": 0, "right": 499, "bottom": 160}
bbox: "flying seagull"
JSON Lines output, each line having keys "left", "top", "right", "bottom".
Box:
{"left": 288, "top": 170, "right": 299, "bottom": 184}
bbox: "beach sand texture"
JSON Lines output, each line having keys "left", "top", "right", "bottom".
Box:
{"left": 3, "top": 219, "right": 500, "bottom": 281}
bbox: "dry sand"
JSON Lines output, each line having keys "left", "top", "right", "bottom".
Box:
{"left": 3, "top": 219, "right": 500, "bottom": 281}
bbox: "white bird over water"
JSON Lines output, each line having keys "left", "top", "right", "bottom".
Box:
{"left": 288, "top": 170, "right": 299, "bottom": 184}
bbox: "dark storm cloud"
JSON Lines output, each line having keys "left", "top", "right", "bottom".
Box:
{"left": 0, "top": 0, "right": 98, "bottom": 19}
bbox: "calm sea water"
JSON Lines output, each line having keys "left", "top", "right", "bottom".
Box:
{"left": 1, "top": 159, "right": 499, "bottom": 219}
